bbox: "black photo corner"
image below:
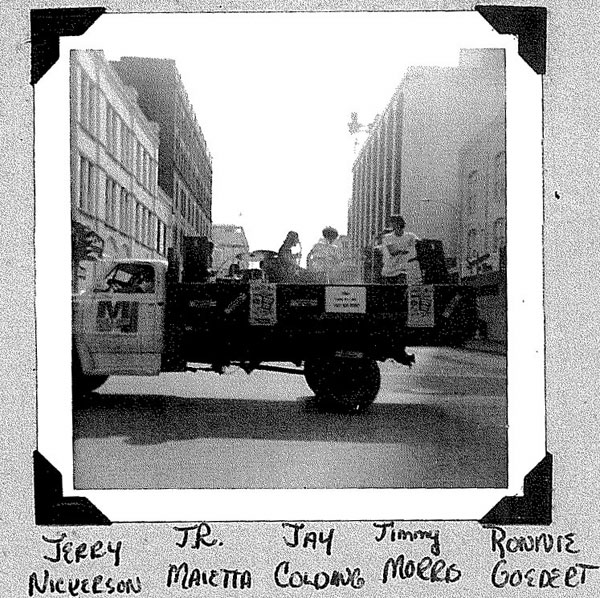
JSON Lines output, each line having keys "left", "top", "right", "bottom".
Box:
{"left": 31, "top": 6, "right": 548, "bottom": 525}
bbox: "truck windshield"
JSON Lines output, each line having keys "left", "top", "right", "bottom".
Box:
{"left": 99, "top": 264, "right": 156, "bottom": 294}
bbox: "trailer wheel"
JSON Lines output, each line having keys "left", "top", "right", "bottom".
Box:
{"left": 304, "top": 356, "right": 381, "bottom": 413}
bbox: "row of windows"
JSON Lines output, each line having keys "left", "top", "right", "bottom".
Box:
{"left": 106, "top": 104, "right": 157, "bottom": 194}
{"left": 174, "top": 176, "right": 211, "bottom": 234}
{"left": 465, "top": 217, "right": 506, "bottom": 261}
{"left": 104, "top": 176, "right": 129, "bottom": 231}
{"left": 77, "top": 65, "right": 157, "bottom": 195}
{"left": 466, "top": 151, "right": 506, "bottom": 215}
{"left": 174, "top": 136, "right": 211, "bottom": 210}
{"left": 174, "top": 100, "right": 209, "bottom": 162}
{"left": 77, "top": 155, "right": 168, "bottom": 256}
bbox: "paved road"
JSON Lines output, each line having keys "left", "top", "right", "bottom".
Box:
{"left": 73, "top": 347, "right": 507, "bottom": 490}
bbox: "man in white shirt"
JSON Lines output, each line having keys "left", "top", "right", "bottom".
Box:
{"left": 307, "top": 226, "right": 341, "bottom": 282}
{"left": 380, "top": 215, "right": 420, "bottom": 284}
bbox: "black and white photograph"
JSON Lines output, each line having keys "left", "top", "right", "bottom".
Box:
{"left": 32, "top": 10, "right": 544, "bottom": 522}
{"left": 7, "top": 1, "right": 600, "bottom": 595}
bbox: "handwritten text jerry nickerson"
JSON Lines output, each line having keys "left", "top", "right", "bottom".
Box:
{"left": 28, "top": 533, "right": 141, "bottom": 596}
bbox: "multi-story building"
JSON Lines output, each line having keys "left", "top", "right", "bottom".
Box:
{"left": 348, "top": 49, "right": 506, "bottom": 270}
{"left": 347, "top": 48, "right": 506, "bottom": 341}
{"left": 111, "top": 57, "right": 213, "bottom": 252}
{"left": 212, "top": 224, "right": 250, "bottom": 276}
{"left": 458, "top": 115, "right": 506, "bottom": 341}
{"left": 70, "top": 50, "right": 169, "bottom": 289}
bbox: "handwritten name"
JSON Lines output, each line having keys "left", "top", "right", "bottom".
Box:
{"left": 166, "top": 563, "right": 251, "bottom": 590}
{"left": 488, "top": 526, "right": 599, "bottom": 589}
{"left": 274, "top": 561, "right": 365, "bottom": 590}
{"left": 282, "top": 522, "right": 334, "bottom": 556}
{"left": 489, "top": 526, "right": 579, "bottom": 559}
{"left": 28, "top": 571, "right": 141, "bottom": 596}
{"left": 373, "top": 522, "right": 441, "bottom": 556}
{"left": 173, "top": 522, "right": 223, "bottom": 549}
{"left": 382, "top": 554, "right": 461, "bottom": 584}
{"left": 491, "top": 561, "right": 599, "bottom": 589}
{"left": 41, "top": 533, "right": 122, "bottom": 567}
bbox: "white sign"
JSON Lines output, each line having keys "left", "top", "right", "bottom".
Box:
{"left": 325, "top": 286, "right": 366, "bottom": 314}
{"left": 407, "top": 285, "right": 435, "bottom": 327}
{"left": 249, "top": 283, "right": 277, "bottom": 325}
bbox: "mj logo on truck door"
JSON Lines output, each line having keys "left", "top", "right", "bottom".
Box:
{"left": 96, "top": 301, "right": 139, "bottom": 333}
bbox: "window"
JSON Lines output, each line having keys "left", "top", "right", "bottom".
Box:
{"left": 78, "top": 156, "right": 95, "bottom": 215}
{"left": 120, "top": 125, "right": 128, "bottom": 168}
{"left": 494, "top": 151, "right": 506, "bottom": 204}
{"left": 79, "top": 69, "right": 95, "bottom": 134}
{"left": 136, "top": 142, "right": 143, "bottom": 181}
{"left": 114, "top": 117, "right": 122, "bottom": 162}
{"left": 149, "top": 158, "right": 155, "bottom": 193}
{"left": 147, "top": 212, "right": 154, "bottom": 248}
{"left": 120, "top": 189, "right": 129, "bottom": 235}
{"left": 104, "top": 263, "right": 155, "bottom": 294}
{"left": 105, "top": 106, "right": 122, "bottom": 158}
{"left": 146, "top": 209, "right": 152, "bottom": 247}
{"left": 142, "top": 150, "right": 149, "bottom": 190}
{"left": 140, "top": 207, "right": 147, "bottom": 246}
{"left": 156, "top": 219, "right": 162, "bottom": 254}
{"left": 104, "top": 178, "right": 113, "bottom": 225}
{"left": 467, "top": 228, "right": 478, "bottom": 262}
{"left": 467, "top": 170, "right": 479, "bottom": 215}
{"left": 493, "top": 217, "right": 506, "bottom": 251}
{"left": 105, "top": 105, "right": 112, "bottom": 153}
{"left": 135, "top": 202, "right": 141, "bottom": 241}
{"left": 78, "top": 157, "right": 87, "bottom": 210}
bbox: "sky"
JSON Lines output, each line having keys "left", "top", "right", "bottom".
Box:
{"left": 72, "top": 11, "right": 500, "bottom": 254}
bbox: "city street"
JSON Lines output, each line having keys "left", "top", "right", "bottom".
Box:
{"left": 73, "top": 347, "right": 507, "bottom": 490}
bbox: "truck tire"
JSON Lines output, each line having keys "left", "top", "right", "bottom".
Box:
{"left": 73, "top": 374, "right": 109, "bottom": 396}
{"left": 304, "top": 356, "right": 381, "bottom": 413}
{"left": 72, "top": 353, "right": 108, "bottom": 399}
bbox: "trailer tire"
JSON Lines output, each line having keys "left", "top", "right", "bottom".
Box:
{"left": 304, "top": 356, "right": 381, "bottom": 413}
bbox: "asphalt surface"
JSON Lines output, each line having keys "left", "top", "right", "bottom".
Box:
{"left": 73, "top": 347, "right": 507, "bottom": 490}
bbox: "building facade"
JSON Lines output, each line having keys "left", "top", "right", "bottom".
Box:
{"left": 348, "top": 49, "right": 506, "bottom": 270}
{"left": 212, "top": 224, "right": 250, "bottom": 276}
{"left": 457, "top": 115, "right": 506, "bottom": 341}
{"left": 70, "top": 50, "right": 169, "bottom": 289}
{"left": 111, "top": 57, "right": 213, "bottom": 252}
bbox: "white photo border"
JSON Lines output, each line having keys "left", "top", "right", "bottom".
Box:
{"left": 35, "top": 9, "right": 545, "bottom": 522}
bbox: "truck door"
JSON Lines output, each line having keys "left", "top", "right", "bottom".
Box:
{"left": 75, "top": 262, "right": 165, "bottom": 376}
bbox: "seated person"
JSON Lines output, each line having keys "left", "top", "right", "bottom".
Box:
{"left": 130, "top": 266, "right": 155, "bottom": 293}
{"left": 106, "top": 264, "right": 155, "bottom": 293}
{"left": 276, "top": 231, "right": 302, "bottom": 281}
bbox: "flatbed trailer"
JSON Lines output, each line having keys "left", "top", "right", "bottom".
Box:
{"left": 72, "top": 239, "right": 478, "bottom": 412}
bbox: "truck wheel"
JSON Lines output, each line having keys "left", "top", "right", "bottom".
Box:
{"left": 72, "top": 355, "right": 108, "bottom": 399}
{"left": 73, "top": 374, "right": 109, "bottom": 396}
{"left": 304, "top": 356, "right": 381, "bottom": 413}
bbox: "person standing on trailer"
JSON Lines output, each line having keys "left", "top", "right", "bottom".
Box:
{"left": 307, "top": 226, "right": 342, "bottom": 283}
{"left": 380, "top": 215, "right": 420, "bottom": 285}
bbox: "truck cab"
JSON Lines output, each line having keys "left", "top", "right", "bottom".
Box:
{"left": 72, "top": 259, "right": 168, "bottom": 389}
